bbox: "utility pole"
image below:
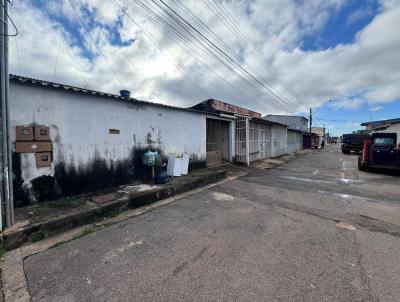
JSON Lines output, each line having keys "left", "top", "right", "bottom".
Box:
{"left": 309, "top": 107, "right": 312, "bottom": 133}
{"left": 0, "top": 0, "right": 14, "bottom": 229}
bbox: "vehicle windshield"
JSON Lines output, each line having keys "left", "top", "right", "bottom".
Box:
{"left": 373, "top": 137, "right": 394, "bottom": 145}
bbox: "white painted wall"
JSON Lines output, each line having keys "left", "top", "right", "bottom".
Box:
{"left": 386, "top": 123, "right": 400, "bottom": 144}
{"left": 271, "top": 124, "right": 288, "bottom": 157}
{"left": 10, "top": 82, "right": 207, "bottom": 187}
{"left": 287, "top": 130, "right": 303, "bottom": 154}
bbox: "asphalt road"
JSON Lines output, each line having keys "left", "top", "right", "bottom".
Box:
{"left": 24, "top": 145, "right": 400, "bottom": 302}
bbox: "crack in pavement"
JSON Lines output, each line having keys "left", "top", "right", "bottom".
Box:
{"left": 136, "top": 244, "right": 211, "bottom": 297}
{"left": 352, "top": 234, "right": 376, "bottom": 302}
{"left": 209, "top": 186, "right": 400, "bottom": 239}
{"left": 173, "top": 244, "right": 210, "bottom": 277}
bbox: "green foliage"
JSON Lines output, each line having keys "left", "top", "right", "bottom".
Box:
{"left": 31, "top": 230, "right": 52, "bottom": 242}
{"left": 69, "top": 197, "right": 86, "bottom": 207}
{"left": 76, "top": 225, "right": 97, "bottom": 239}
{"left": 30, "top": 217, "right": 42, "bottom": 225}
{"left": 0, "top": 247, "right": 6, "bottom": 260}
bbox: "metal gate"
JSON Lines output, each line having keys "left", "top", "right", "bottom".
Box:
{"left": 235, "top": 117, "right": 272, "bottom": 164}
{"left": 206, "top": 119, "right": 229, "bottom": 166}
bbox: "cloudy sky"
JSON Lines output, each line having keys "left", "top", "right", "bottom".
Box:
{"left": 8, "top": 0, "right": 400, "bottom": 135}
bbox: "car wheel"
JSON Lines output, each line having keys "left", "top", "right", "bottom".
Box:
{"left": 358, "top": 156, "right": 366, "bottom": 171}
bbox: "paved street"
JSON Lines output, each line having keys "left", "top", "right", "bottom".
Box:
{"left": 23, "top": 145, "right": 400, "bottom": 302}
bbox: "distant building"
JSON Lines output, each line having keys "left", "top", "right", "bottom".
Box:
{"left": 311, "top": 126, "right": 328, "bottom": 146}
{"left": 191, "top": 99, "right": 289, "bottom": 164}
{"left": 367, "top": 120, "right": 400, "bottom": 141}
{"left": 361, "top": 118, "right": 400, "bottom": 131}
{"left": 263, "top": 115, "right": 310, "bottom": 152}
{"left": 263, "top": 115, "right": 309, "bottom": 132}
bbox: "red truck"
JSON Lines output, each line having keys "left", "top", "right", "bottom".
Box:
{"left": 358, "top": 132, "right": 400, "bottom": 171}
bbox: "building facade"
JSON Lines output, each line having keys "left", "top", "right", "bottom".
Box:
{"left": 311, "top": 126, "right": 327, "bottom": 146}
{"left": 366, "top": 120, "right": 400, "bottom": 142}
{"left": 192, "top": 99, "right": 288, "bottom": 164}
{"left": 264, "top": 115, "right": 309, "bottom": 132}
{"left": 10, "top": 76, "right": 231, "bottom": 205}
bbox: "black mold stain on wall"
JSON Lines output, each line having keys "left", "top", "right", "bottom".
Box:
{"left": 188, "top": 160, "right": 206, "bottom": 170}
{"left": 54, "top": 152, "right": 136, "bottom": 197}
{"left": 12, "top": 153, "right": 31, "bottom": 207}
{"left": 31, "top": 176, "right": 60, "bottom": 202}
{"left": 54, "top": 147, "right": 166, "bottom": 197}
{"left": 188, "top": 153, "right": 206, "bottom": 170}
{"left": 13, "top": 147, "right": 205, "bottom": 206}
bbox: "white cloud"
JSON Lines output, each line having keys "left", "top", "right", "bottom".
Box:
{"left": 7, "top": 0, "right": 400, "bottom": 116}
{"left": 369, "top": 105, "right": 384, "bottom": 112}
{"left": 346, "top": 6, "right": 374, "bottom": 27}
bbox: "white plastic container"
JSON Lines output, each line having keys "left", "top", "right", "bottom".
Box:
{"left": 180, "top": 154, "right": 190, "bottom": 175}
{"left": 166, "top": 154, "right": 181, "bottom": 176}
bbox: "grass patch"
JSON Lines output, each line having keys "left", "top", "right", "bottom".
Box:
{"left": 37, "top": 203, "right": 51, "bottom": 214}
{"left": 106, "top": 209, "right": 122, "bottom": 218}
{"left": 0, "top": 247, "right": 6, "bottom": 260}
{"left": 75, "top": 225, "right": 97, "bottom": 239}
{"left": 92, "top": 207, "right": 125, "bottom": 224}
{"left": 51, "top": 240, "right": 68, "bottom": 248}
{"left": 31, "top": 230, "right": 52, "bottom": 242}
{"left": 30, "top": 217, "right": 43, "bottom": 225}
{"left": 69, "top": 197, "right": 86, "bottom": 207}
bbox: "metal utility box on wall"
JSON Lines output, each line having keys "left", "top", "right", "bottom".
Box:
{"left": 16, "top": 126, "right": 34, "bottom": 141}
{"left": 15, "top": 125, "right": 53, "bottom": 168}
{"left": 34, "top": 126, "right": 50, "bottom": 141}
{"left": 35, "top": 152, "right": 52, "bottom": 167}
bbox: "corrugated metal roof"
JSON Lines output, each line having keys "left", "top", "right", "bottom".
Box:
{"left": 9, "top": 74, "right": 218, "bottom": 116}
{"left": 361, "top": 118, "right": 400, "bottom": 128}
{"left": 250, "top": 117, "right": 288, "bottom": 127}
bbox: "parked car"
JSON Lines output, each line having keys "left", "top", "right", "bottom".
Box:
{"left": 358, "top": 132, "right": 400, "bottom": 171}
{"left": 342, "top": 134, "right": 370, "bottom": 154}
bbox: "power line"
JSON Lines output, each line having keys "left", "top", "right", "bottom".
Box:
{"left": 111, "top": 0, "right": 210, "bottom": 98}
{"left": 0, "top": 0, "right": 17, "bottom": 36}
{"left": 157, "top": 0, "right": 297, "bottom": 111}
{"left": 142, "top": 0, "right": 287, "bottom": 110}
{"left": 67, "top": 0, "right": 124, "bottom": 87}
{"left": 52, "top": 0, "right": 63, "bottom": 81}
{"left": 127, "top": 0, "right": 239, "bottom": 101}
{"left": 206, "top": 0, "right": 302, "bottom": 108}
{"left": 8, "top": 3, "right": 21, "bottom": 73}
{"left": 152, "top": 0, "right": 299, "bottom": 111}
{"left": 167, "top": 0, "right": 276, "bottom": 105}
{"left": 129, "top": 0, "right": 276, "bottom": 108}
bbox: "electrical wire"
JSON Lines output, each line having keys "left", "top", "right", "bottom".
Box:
{"left": 0, "top": 0, "right": 18, "bottom": 36}
{"left": 52, "top": 0, "right": 63, "bottom": 81}
{"left": 151, "top": 0, "right": 299, "bottom": 111}
{"left": 8, "top": 4, "right": 21, "bottom": 74}
{"left": 129, "top": 0, "right": 271, "bottom": 106}
{"left": 129, "top": 0, "right": 239, "bottom": 101}
{"left": 206, "top": 0, "right": 302, "bottom": 107}
{"left": 138, "top": 0, "right": 286, "bottom": 110}
{"left": 75, "top": 0, "right": 144, "bottom": 77}
{"left": 67, "top": 0, "right": 124, "bottom": 87}
{"left": 111, "top": 0, "right": 213, "bottom": 98}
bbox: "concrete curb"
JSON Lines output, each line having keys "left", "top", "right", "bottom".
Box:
{"left": 17, "top": 171, "right": 249, "bottom": 261}
{"left": 0, "top": 170, "right": 247, "bottom": 302}
{"left": 1, "top": 249, "right": 30, "bottom": 302}
{"left": 2, "top": 170, "right": 227, "bottom": 250}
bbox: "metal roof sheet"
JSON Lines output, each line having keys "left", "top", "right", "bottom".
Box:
{"left": 10, "top": 74, "right": 218, "bottom": 116}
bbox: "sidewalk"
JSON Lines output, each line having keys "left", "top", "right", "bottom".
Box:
{"left": 1, "top": 149, "right": 312, "bottom": 250}
{"left": 2, "top": 168, "right": 228, "bottom": 250}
